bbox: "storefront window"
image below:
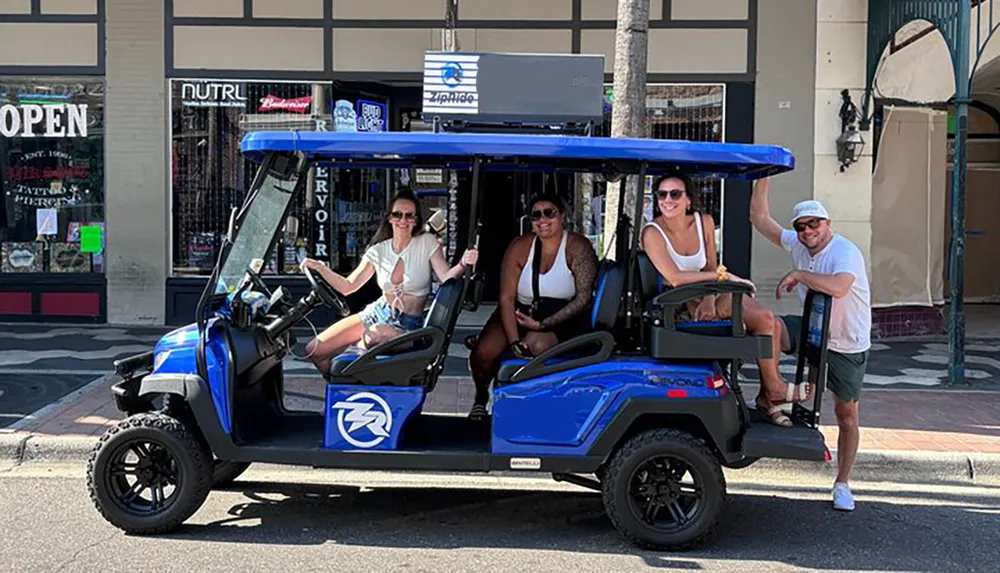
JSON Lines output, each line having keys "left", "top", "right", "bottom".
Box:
{"left": 0, "top": 77, "right": 105, "bottom": 275}
{"left": 170, "top": 79, "right": 394, "bottom": 277}
{"left": 589, "top": 84, "right": 726, "bottom": 259}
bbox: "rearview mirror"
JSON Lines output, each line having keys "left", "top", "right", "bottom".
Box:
{"left": 267, "top": 152, "right": 307, "bottom": 182}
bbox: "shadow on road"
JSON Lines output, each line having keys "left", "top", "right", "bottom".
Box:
{"left": 154, "top": 480, "right": 999, "bottom": 571}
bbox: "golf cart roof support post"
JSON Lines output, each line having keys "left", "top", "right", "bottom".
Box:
{"left": 465, "top": 156, "right": 483, "bottom": 278}
{"left": 624, "top": 162, "right": 648, "bottom": 331}
{"left": 613, "top": 170, "right": 629, "bottom": 263}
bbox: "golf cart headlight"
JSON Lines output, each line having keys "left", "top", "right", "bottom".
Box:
{"left": 153, "top": 350, "right": 171, "bottom": 371}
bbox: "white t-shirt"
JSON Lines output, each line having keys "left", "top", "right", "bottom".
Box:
{"left": 781, "top": 230, "right": 872, "bottom": 354}
{"left": 363, "top": 233, "right": 441, "bottom": 298}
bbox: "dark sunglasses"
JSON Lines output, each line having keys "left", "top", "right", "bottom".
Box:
{"left": 389, "top": 211, "right": 417, "bottom": 221}
{"left": 655, "top": 189, "right": 686, "bottom": 201}
{"left": 793, "top": 218, "right": 824, "bottom": 232}
{"left": 530, "top": 207, "right": 559, "bottom": 221}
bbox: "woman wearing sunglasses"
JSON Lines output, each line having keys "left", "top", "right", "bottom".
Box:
{"left": 466, "top": 193, "right": 598, "bottom": 420}
{"left": 300, "top": 188, "right": 478, "bottom": 375}
{"left": 641, "top": 175, "right": 809, "bottom": 427}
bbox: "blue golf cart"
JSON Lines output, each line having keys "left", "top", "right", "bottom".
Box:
{"left": 88, "top": 131, "right": 833, "bottom": 550}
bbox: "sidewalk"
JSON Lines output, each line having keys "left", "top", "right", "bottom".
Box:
{"left": 3, "top": 321, "right": 998, "bottom": 387}
{"left": 3, "top": 372, "right": 999, "bottom": 483}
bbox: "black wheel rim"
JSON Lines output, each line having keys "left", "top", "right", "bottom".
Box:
{"left": 627, "top": 455, "right": 704, "bottom": 533}
{"left": 104, "top": 438, "right": 182, "bottom": 516}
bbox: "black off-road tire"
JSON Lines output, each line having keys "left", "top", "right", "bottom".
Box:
{"left": 86, "top": 413, "right": 213, "bottom": 534}
{"left": 601, "top": 428, "right": 727, "bottom": 551}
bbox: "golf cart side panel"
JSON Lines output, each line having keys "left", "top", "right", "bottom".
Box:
{"left": 492, "top": 359, "right": 741, "bottom": 459}
{"left": 323, "top": 385, "right": 426, "bottom": 450}
{"left": 151, "top": 323, "right": 200, "bottom": 375}
{"left": 172, "top": 373, "right": 493, "bottom": 471}
{"left": 151, "top": 320, "right": 234, "bottom": 435}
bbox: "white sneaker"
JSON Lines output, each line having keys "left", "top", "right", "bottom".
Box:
{"left": 832, "top": 482, "right": 855, "bottom": 511}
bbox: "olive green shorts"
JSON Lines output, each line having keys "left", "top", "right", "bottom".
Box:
{"left": 781, "top": 315, "right": 868, "bottom": 402}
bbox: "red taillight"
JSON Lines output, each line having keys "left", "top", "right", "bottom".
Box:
{"left": 706, "top": 375, "right": 725, "bottom": 390}
{"left": 667, "top": 389, "right": 688, "bottom": 398}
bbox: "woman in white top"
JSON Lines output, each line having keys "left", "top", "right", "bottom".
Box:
{"left": 466, "top": 193, "right": 598, "bottom": 420}
{"left": 640, "top": 174, "right": 809, "bottom": 427}
{"left": 300, "top": 189, "right": 478, "bottom": 375}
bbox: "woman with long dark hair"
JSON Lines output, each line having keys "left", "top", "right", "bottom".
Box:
{"left": 300, "top": 188, "right": 478, "bottom": 375}
{"left": 640, "top": 174, "right": 809, "bottom": 427}
{"left": 466, "top": 193, "right": 598, "bottom": 420}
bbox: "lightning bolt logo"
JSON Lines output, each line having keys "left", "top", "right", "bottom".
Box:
{"left": 331, "top": 392, "right": 394, "bottom": 448}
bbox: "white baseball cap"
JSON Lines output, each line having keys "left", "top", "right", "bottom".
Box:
{"left": 791, "top": 200, "right": 830, "bottom": 225}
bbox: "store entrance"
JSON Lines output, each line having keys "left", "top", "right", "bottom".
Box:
{"left": 470, "top": 171, "right": 576, "bottom": 302}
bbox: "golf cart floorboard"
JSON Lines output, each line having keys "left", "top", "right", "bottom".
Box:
{"left": 741, "top": 410, "right": 827, "bottom": 462}
{"left": 244, "top": 412, "right": 490, "bottom": 457}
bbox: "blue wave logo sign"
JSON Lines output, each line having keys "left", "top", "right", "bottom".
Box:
{"left": 440, "top": 62, "right": 464, "bottom": 88}
{"left": 423, "top": 53, "right": 479, "bottom": 114}
{"left": 330, "top": 392, "right": 393, "bottom": 448}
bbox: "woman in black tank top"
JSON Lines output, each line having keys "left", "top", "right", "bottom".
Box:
{"left": 465, "top": 194, "right": 598, "bottom": 421}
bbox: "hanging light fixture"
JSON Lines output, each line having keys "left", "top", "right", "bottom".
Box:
{"left": 836, "top": 89, "right": 865, "bottom": 172}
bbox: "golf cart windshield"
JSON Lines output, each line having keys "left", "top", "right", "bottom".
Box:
{"left": 214, "top": 159, "right": 300, "bottom": 295}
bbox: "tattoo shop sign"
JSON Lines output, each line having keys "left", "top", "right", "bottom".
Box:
{"left": 5, "top": 150, "right": 92, "bottom": 207}
{"left": 0, "top": 104, "right": 89, "bottom": 138}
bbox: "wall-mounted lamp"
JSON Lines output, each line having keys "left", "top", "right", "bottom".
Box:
{"left": 836, "top": 89, "right": 865, "bottom": 172}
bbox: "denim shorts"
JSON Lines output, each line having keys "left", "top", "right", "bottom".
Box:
{"left": 359, "top": 298, "right": 424, "bottom": 332}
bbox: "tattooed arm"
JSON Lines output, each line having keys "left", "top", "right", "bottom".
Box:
{"left": 539, "top": 233, "right": 599, "bottom": 329}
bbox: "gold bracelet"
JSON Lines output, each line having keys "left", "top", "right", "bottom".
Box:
{"left": 716, "top": 264, "right": 728, "bottom": 281}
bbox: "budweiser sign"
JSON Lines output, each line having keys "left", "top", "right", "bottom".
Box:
{"left": 258, "top": 94, "right": 312, "bottom": 113}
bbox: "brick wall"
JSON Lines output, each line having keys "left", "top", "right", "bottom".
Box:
{"left": 105, "top": 0, "right": 167, "bottom": 324}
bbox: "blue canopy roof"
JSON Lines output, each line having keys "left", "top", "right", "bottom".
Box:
{"left": 240, "top": 131, "right": 793, "bottom": 179}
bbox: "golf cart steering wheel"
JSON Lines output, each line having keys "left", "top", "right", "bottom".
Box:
{"left": 245, "top": 266, "right": 272, "bottom": 298}
{"left": 303, "top": 265, "right": 351, "bottom": 317}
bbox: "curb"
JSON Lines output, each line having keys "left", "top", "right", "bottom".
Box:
{"left": 0, "top": 434, "right": 95, "bottom": 468}
{"left": 3, "top": 432, "right": 999, "bottom": 485}
{"left": 0, "top": 434, "right": 29, "bottom": 469}
{"left": 735, "top": 450, "right": 1000, "bottom": 485}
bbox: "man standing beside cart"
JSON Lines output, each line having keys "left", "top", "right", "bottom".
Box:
{"left": 750, "top": 177, "right": 872, "bottom": 512}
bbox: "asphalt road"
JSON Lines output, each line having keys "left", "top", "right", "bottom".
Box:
{"left": 2, "top": 466, "right": 998, "bottom": 572}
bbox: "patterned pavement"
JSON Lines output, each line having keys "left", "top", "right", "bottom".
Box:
{"left": 738, "top": 340, "right": 1000, "bottom": 389}
{"left": 1, "top": 322, "right": 998, "bottom": 429}
{"left": 0, "top": 374, "right": 98, "bottom": 429}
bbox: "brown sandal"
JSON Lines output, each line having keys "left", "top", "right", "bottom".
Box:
{"left": 779, "top": 382, "right": 813, "bottom": 405}
{"left": 756, "top": 397, "right": 792, "bottom": 427}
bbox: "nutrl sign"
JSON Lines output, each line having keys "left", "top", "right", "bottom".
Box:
{"left": 0, "top": 104, "right": 89, "bottom": 138}
{"left": 180, "top": 81, "right": 246, "bottom": 108}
